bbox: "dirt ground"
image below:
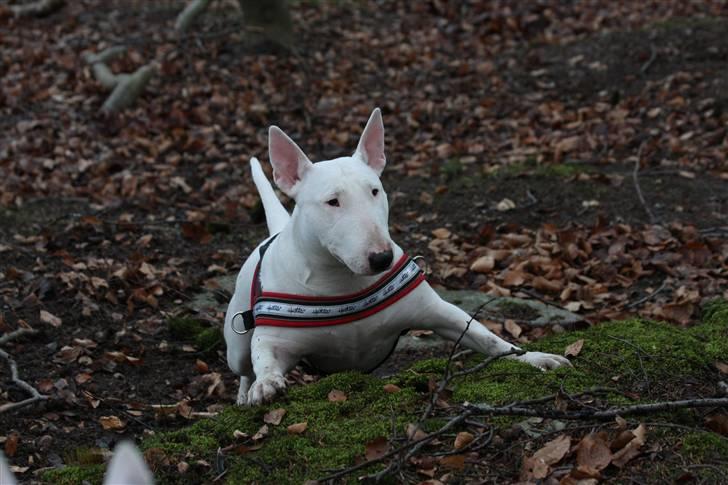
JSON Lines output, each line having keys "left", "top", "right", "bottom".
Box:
{"left": 0, "top": 1, "right": 726, "bottom": 483}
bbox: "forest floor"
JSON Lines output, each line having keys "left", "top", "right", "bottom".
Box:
{"left": 0, "top": 1, "right": 726, "bottom": 483}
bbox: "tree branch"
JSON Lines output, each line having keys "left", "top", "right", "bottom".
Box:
{"left": 468, "top": 397, "right": 728, "bottom": 421}
{"left": 0, "top": 344, "right": 49, "bottom": 413}
{"left": 11, "top": 0, "right": 64, "bottom": 18}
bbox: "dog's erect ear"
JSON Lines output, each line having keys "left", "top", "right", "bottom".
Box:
{"left": 269, "top": 126, "right": 313, "bottom": 197}
{"left": 354, "top": 108, "right": 386, "bottom": 176}
{"left": 104, "top": 441, "right": 154, "bottom": 485}
{"left": 0, "top": 452, "right": 18, "bottom": 485}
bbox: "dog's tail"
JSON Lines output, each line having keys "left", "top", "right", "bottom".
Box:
{"left": 251, "top": 157, "right": 290, "bottom": 236}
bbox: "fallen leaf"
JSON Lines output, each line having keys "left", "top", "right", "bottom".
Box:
{"left": 365, "top": 436, "right": 389, "bottom": 461}
{"left": 575, "top": 433, "right": 612, "bottom": 471}
{"left": 439, "top": 454, "right": 466, "bottom": 470}
{"left": 431, "top": 228, "right": 451, "bottom": 239}
{"left": 565, "top": 339, "right": 585, "bottom": 357}
{"left": 181, "top": 222, "right": 212, "bottom": 244}
{"left": 715, "top": 362, "right": 728, "bottom": 374}
{"left": 654, "top": 302, "right": 694, "bottom": 326}
{"left": 383, "top": 384, "right": 401, "bottom": 393}
{"left": 705, "top": 414, "right": 728, "bottom": 436}
{"left": 99, "top": 415, "right": 126, "bottom": 431}
{"left": 406, "top": 423, "right": 428, "bottom": 441}
{"left": 4, "top": 433, "right": 18, "bottom": 457}
{"left": 496, "top": 198, "right": 516, "bottom": 212}
{"left": 195, "top": 359, "right": 209, "bottom": 373}
{"left": 287, "top": 422, "right": 308, "bottom": 435}
{"left": 252, "top": 424, "right": 269, "bottom": 441}
{"left": 40, "top": 309, "right": 62, "bottom": 327}
{"left": 612, "top": 424, "right": 646, "bottom": 467}
{"left": 327, "top": 389, "right": 347, "bottom": 402}
{"left": 470, "top": 255, "right": 495, "bottom": 273}
{"left": 502, "top": 270, "right": 527, "bottom": 286}
{"left": 521, "top": 434, "right": 571, "bottom": 480}
{"left": 263, "top": 408, "right": 287, "bottom": 426}
{"left": 454, "top": 431, "right": 474, "bottom": 449}
{"left": 504, "top": 319, "right": 522, "bottom": 338}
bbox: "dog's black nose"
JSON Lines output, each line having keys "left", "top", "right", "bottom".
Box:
{"left": 368, "top": 250, "right": 393, "bottom": 272}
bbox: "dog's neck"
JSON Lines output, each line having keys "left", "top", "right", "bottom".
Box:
{"left": 265, "top": 217, "right": 399, "bottom": 296}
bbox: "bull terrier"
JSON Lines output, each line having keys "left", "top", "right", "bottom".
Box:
{"left": 224, "top": 108, "right": 571, "bottom": 405}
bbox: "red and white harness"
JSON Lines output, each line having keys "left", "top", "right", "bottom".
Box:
{"left": 231, "top": 235, "right": 426, "bottom": 334}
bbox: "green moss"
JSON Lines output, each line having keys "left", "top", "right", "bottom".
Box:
{"left": 42, "top": 465, "right": 104, "bottom": 485}
{"left": 649, "top": 16, "right": 725, "bottom": 32}
{"left": 494, "top": 160, "right": 586, "bottom": 178}
{"left": 441, "top": 158, "right": 464, "bottom": 181}
{"left": 167, "top": 315, "right": 205, "bottom": 340}
{"left": 682, "top": 432, "right": 728, "bottom": 462}
{"left": 168, "top": 315, "right": 222, "bottom": 351}
{"left": 195, "top": 327, "right": 223, "bottom": 350}
{"left": 47, "top": 300, "right": 728, "bottom": 484}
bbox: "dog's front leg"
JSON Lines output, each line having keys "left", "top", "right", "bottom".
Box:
{"left": 416, "top": 289, "right": 571, "bottom": 370}
{"left": 248, "top": 333, "right": 301, "bottom": 405}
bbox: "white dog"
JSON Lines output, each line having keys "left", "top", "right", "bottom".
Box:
{"left": 225, "top": 109, "right": 570, "bottom": 405}
{"left": 0, "top": 441, "right": 153, "bottom": 485}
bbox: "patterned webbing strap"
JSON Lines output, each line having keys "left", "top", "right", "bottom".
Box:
{"left": 252, "top": 254, "right": 425, "bottom": 328}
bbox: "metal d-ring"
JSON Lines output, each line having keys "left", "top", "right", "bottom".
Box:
{"left": 231, "top": 311, "right": 251, "bottom": 335}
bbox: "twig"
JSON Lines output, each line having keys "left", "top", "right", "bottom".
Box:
{"left": 517, "top": 288, "right": 576, "bottom": 315}
{"left": 632, "top": 143, "right": 656, "bottom": 224}
{"left": 626, "top": 279, "right": 668, "bottom": 309}
{"left": 10, "top": 0, "right": 64, "bottom": 17}
{"left": 640, "top": 44, "right": 658, "bottom": 75}
{"left": 317, "top": 411, "right": 472, "bottom": 483}
{"left": 0, "top": 327, "right": 38, "bottom": 346}
{"left": 700, "top": 226, "right": 728, "bottom": 237}
{"left": 523, "top": 188, "right": 539, "bottom": 208}
{"left": 420, "top": 299, "right": 497, "bottom": 422}
{"left": 0, "top": 347, "right": 49, "bottom": 413}
{"left": 468, "top": 397, "right": 728, "bottom": 421}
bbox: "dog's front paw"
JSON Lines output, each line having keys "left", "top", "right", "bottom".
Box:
{"left": 247, "top": 374, "right": 287, "bottom": 405}
{"left": 515, "top": 351, "right": 572, "bottom": 371}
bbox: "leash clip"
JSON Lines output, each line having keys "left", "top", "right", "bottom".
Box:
{"left": 231, "top": 311, "right": 253, "bottom": 335}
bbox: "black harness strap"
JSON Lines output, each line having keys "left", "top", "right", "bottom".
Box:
{"left": 231, "top": 234, "right": 279, "bottom": 334}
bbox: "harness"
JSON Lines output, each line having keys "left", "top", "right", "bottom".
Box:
{"left": 231, "top": 236, "right": 426, "bottom": 334}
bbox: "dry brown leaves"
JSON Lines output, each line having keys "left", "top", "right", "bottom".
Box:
{"left": 429, "top": 221, "right": 726, "bottom": 326}
{"left": 522, "top": 424, "right": 650, "bottom": 482}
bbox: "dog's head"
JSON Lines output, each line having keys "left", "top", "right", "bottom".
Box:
{"left": 268, "top": 108, "right": 394, "bottom": 275}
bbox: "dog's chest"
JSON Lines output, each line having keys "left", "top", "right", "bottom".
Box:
{"left": 304, "top": 321, "right": 404, "bottom": 373}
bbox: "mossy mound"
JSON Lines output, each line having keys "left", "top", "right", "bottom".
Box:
{"left": 46, "top": 301, "right": 728, "bottom": 484}
{"left": 167, "top": 315, "right": 223, "bottom": 351}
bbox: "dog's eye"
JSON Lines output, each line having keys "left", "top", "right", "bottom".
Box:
{"left": 326, "top": 198, "right": 339, "bottom": 207}
{"left": 372, "top": 189, "right": 379, "bottom": 196}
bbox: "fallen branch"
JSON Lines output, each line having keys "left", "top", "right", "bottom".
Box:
{"left": 468, "top": 397, "right": 728, "bottom": 421}
{"left": 83, "top": 46, "right": 157, "bottom": 114}
{"left": 10, "top": 0, "right": 64, "bottom": 18}
{"left": 175, "top": 0, "right": 214, "bottom": 34}
{"left": 0, "top": 327, "right": 37, "bottom": 346}
{"left": 632, "top": 143, "right": 656, "bottom": 223}
{"left": 0, "top": 346, "right": 49, "bottom": 413}
{"left": 640, "top": 44, "right": 658, "bottom": 75}
{"left": 625, "top": 279, "right": 668, "bottom": 309}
